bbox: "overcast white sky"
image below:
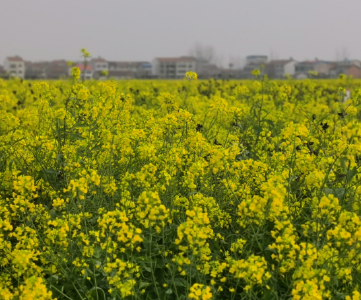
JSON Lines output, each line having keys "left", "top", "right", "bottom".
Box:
{"left": 1, "top": 0, "right": 361, "bottom": 66}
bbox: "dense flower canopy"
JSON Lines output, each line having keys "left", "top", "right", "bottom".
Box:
{"left": 0, "top": 74, "right": 361, "bottom": 299}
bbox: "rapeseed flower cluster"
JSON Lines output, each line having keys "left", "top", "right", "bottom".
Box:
{"left": 1, "top": 74, "right": 361, "bottom": 298}
{"left": 188, "top": 283, "right": 212, "bottom": 300}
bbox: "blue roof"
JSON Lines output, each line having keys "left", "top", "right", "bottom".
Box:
{"left": 142, "top": 62, "right": 152, "bottom": 68}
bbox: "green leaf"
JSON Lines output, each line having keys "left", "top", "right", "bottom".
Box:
{"left": 143, "top": 266, "right": 152, "bottom": 272}
{"left": 56, "top": 154, "right": 64, "bottom": 162}
{"left": 335, "top": 188, "right": 346, "bottom": 199}
{"left": 44, "top": 168, "right": 58, "bottom": 175}
{"left": 88, "top": 287, "right": 106, "bottom": 300}
{"left": 51, "top": 274, "right": 59, "bottom": 280}
{"left": 265, "top": 119, "right": 275, "bottom": 128}
{"left": 261, "top": 289, "right": 275, "bottom": 300}
{"left": 50, "top": 209, "right": 57, "bottom": 219}
{"left": 323, "top": 188, "right": 334, "bottom": 196}
{"left": 69, "top": 132, "right": 85, "bottom": 140}
{"left": 340, "top": 157, "right": 348, "bottom": 172}
{"left": 264, "top": 246, "right": 277, "bottom": 253}
{"left": 346, "top": 167, "right": 357, "bottom": 182}
{"left": 165, "top": 289, "right": 173, "bottom": 295}
{"left": 324, "top": 187, "right": 345, "bottom": 200}
{"left": 171, "top": 278, "right": 187, "bottom": 287}
{"left": 139, "top": 281, "right": 149, "bottom": 289}
{"left": 93, "top": 259, "right": 102, "bottom": 267}
{"left": 253, "top": 124, "right": 262, "bottom": 135}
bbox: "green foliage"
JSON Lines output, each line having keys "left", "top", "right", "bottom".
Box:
{"left": 1, "top": 77, "right": 361, "bottom": 299}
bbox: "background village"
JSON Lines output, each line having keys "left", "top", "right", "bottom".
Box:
{"left": 1, "top": 54, "right": 360, "bottom": 80}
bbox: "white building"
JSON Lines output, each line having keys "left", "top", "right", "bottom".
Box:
{"left": 152, "top": 57, "right": 197, "bottom": 79}
{"left": 90, "top": 57, "right": 108, "bottom": 78}
{"left": 4, "top": 56, "right": 25, "bottom": 79}
{"left": 265, "top": 59, "right": 296, "bottom": 79}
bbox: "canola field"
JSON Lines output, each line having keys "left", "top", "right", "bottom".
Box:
{"left": 1, "top": 71, "right": 361, "bottom": 299}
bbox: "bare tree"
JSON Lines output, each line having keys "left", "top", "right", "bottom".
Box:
{"left": 269, "top": 48, "right": 279, "bottom": 61}
{"left": 189, "top": 43, "right": 217, "bottom": 64}
{"left": 229, "top": 55, "right": 242, "bottom": 69}
{"left": 215, "top": 53, "right": 225, "bottom": 68}
{"left": 335, "top": 47, "right": 350, "bottom": 61}
{"left": 341, "top": 47, "right": 350, "bottom": 61}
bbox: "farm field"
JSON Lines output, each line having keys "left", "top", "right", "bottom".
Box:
{"left": 1, "top": 72, "right": 361, "bottom": 299}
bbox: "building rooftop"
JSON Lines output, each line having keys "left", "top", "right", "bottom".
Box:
{"left": 156, "top": 56, "right": 196, "bottom": 62}
{"left": 246, "top": 55, "right": 268, "bottom": 58}
{"left": 91, "top": 57, "right": 107, "bottom": 63}
{"left": 7, "top": 56, "right": 24, "bottom": 62}
{"left": 51, "top": 59, "right": 67, "bottom": 64}
{"left": 267, "top": 59, "right": 293, "bottom": 65}
{"left": 108, "top": 61, "right": 151, "bottom": 67}
{"left": 74, "top": 64, "right": 93, "bottom": 71}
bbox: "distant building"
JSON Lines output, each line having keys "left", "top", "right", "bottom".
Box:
{"left": 0, "top": 65, "right": 7, "bottom": 78}
{"left": 25, "top": 61, "right": 48, "bottom": 79}
{"left": 218, "top": 68, "right": 243, "bottom": 79}
{"left": 329, "top": 60, "right": 361, "bottom": 78}
{"left": 90, "top": 57, "right": 108, "bottom": 79}
{"left": 25, "top": 60, "right": 69, "bottom": 79}
{"left": 265, "top": 59, "right": 296, "bottom": 79}
{"left": 197, "top": 63, "right": 220, "bottom": 79}
{"left": 108, "top": 61, "right": 152, "bottom": 79}
{"left": 136, "top": 62, "right": 152, "bottom": 78}
{"left": 242, "top": 55, "right": 268, "bottom": 78}
{"left": 295, "top": 60, "right": 333, "bottom": 78}
{"left": 341, "top": 59, "right": 361, "bottom": 67}
{"left": 152, "top": 57, "right": 197, "bottom": 79}
{"left": 69, "top": 63, "right": 93, "bottom": 80}
{"left": 4, "top": 56, "right": 25, "bottom": 79}
{"left": 246, "top": 55, "right": 268, "bottom": 65}
{"left": 47, "top": 60, "right": 69, "bottom": 79}
{"left": 108, "top": 61, "right": 136, "bottom": 79}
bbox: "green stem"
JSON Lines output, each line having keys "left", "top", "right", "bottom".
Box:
{"left": 149, "top": 229, "right": 161, "bottom": 299}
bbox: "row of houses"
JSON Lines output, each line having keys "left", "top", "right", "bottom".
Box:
{"left": 1, "top": 55, "right": 361, "bottom": 80}
{"left": 0, "top": 56, "right": 153, "bottom": 80}
{"left": 241, "top": 55, "right": 361, "bottom": 79}
{"left": 154, "top": 55, "right": 361, "bottom": 79}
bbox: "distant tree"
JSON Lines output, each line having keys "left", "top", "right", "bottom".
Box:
{"left": 189, "top": 43, "right": 217, "bottom": 64}
{"left": 269, "top": 49, "right": 279, "bottom": 61}
{"left": 229, "top": 55, "right": 242, "bottom": 69}
{"left": 335, "top": 47, "right": 350, "bottom": 61}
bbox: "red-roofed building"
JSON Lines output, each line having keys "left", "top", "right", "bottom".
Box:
{"left": 4, "top": 56, "right": 25, "bottom": 79}
{"left": 69, "top": 63, "right": 93, "bottom": 79}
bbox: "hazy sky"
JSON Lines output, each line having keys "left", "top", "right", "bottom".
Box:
{"left": 1, "top": 1, "right": 361, "bottom": 66}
